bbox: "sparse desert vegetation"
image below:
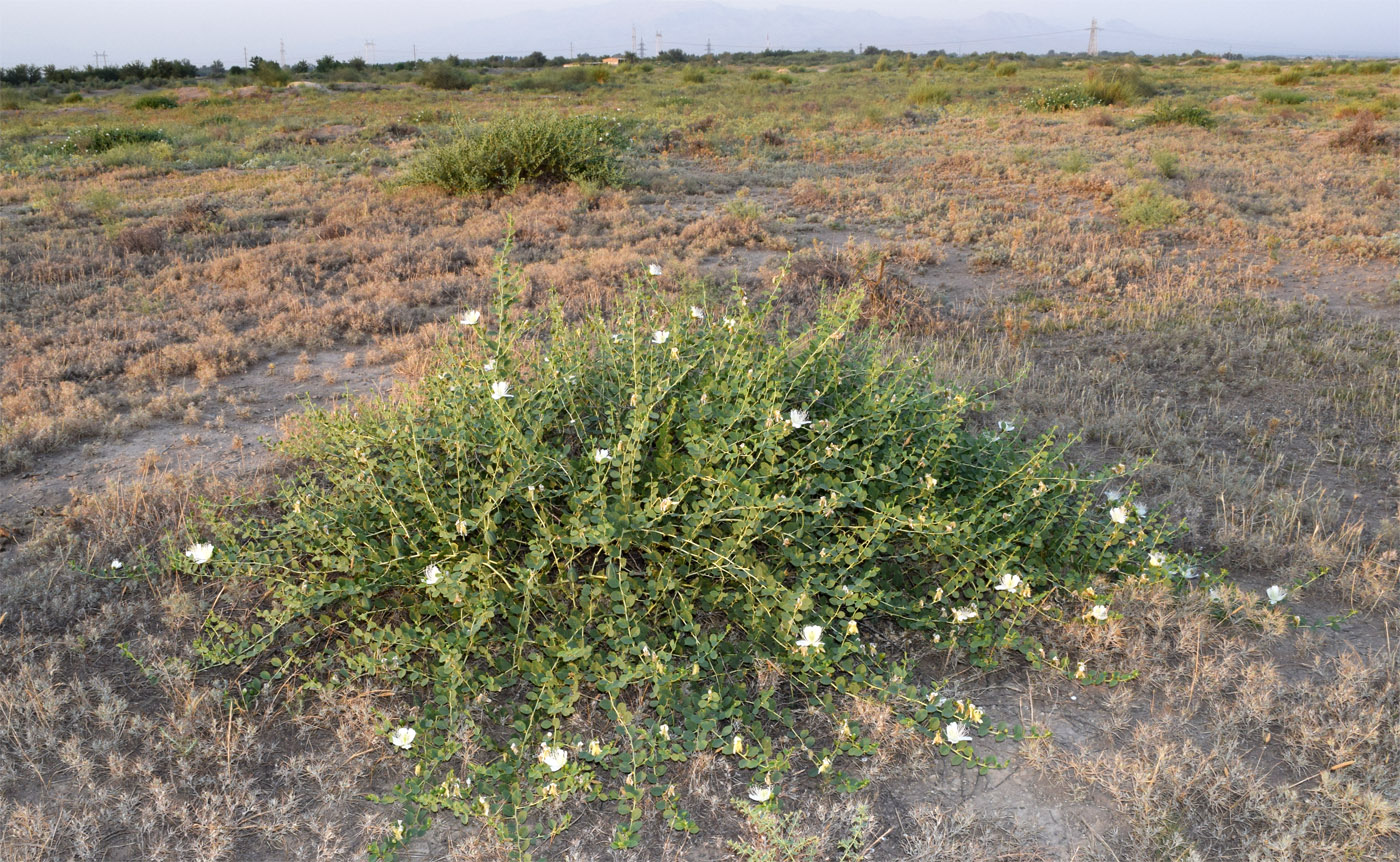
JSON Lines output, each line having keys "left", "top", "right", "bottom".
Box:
{"left": 1, "top": 51, "right": 1398, "bottom": 860}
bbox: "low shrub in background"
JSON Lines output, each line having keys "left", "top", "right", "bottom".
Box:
{"left": 1134, "top": 101, "right": 1217, "bottom": 129}
{"left": 1084, "top": 66, "right": 1156, "bottom": 105}
{"left": 1259, "top": 89, "right": 1308, "bottom": 105}
{"left": 1022, "top": 85, "right": 1103, "bottom": 112}
{"left": 417, "top": 62, "right": 484, "bottom": 91}
{"left": 55, "top": 125, "right": 169, "bottom": 154}
{"left": 407, "top": 112, "right": 627, "bottom": 194}
{"left": 131, "top": 93, "right": 178, "bottom": 109}
{"left": 184, "top": 245, "right": 1173, "bottom": 856}
{"left": 908, "top": 82, "right": 953, "bottom": 106}
{"left": 508, "top": 66, "right": 599, "bottom": 93}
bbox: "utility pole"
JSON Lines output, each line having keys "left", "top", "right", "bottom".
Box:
{"left": 279, "top": 38, "right": 286, "bottom": 66}
{"left": 706, "top": 38, "right": 712, "bottom": 56}
{"left": 1087, "top": 18, "right": 1099, "bottom": 56}
{"left": 569, "top": 41, "right": 574, "bottom": 59}
{"left": 655, "top": 31, "right": 663, "bottom": 55}
{"left": 639, "top": 37, "right": 646, "bottom": 58}
{"left": 413, "top": 43, "right": 418, "bottom": 62}
{"left": 365, "top": 40, "right": 376, "bottom": 64}
{"left": 631, "top": 24, "right": 637, "bottom": 55}
{"left": 243, "top": 46, "right": 248, "bottom": 66}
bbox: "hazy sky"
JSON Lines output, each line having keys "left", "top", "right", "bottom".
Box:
{"left": 1, "top": 0, "right": 1396, "bottom": 67}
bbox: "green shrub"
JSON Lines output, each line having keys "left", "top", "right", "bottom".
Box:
{"left": 1150, "top": 150, "right": 1181, "bottom": 179}
{"left": 1357, "top": 61, "right": 1391, "bottom": 75}
{"left": 907, "top": 82, "right": 951, "bottom": 106}
{"left": 1059, "top": 149, "right": 1090, "bottom": 173}
{"left": 57, "top": 125, "right": 169, "bottom": 154}
{"left": 748, "top": 68, "right": 773, "bottom": 81}
{"left": 1022, "top": 85, "right": 1103, "bottom": 112}
{"left": 1273, "top": 69, "right": 1305, "bottom": 86}
{"left": 1135, "top": 101, "right": 1217, "bottom": 129}
{"left": 994, "top": 62, "right": 1018, "bottom": 77}
{"left": 681, "top": 66, "right": 706, "bottom": 84}
{"left": 1259, "top": 89, "right": 1307, "bottom": 105}
{"left": 508, "top": 67, "right": 599, "bottom": 93}
{"left": 408, "top": 112, "right": 626, "bottom": 194}
{"left": 132, "top": 93, "right": 178, "bottom": 109}
{"left": 185, "top": 246, "right": 1169, "bottom": 855}
{"left": 1116, "top": 181, "right": 1186, "bottom": 227}
{"left": 1084, "top": 66, "right": 1156, "bottom": 105}
{"left": 63, "top": 91, "right": 83, "bottom": 104}
{"left": 418, "top": 62, "right": 482, "bottom": 91}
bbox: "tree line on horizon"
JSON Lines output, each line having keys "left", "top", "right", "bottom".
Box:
{"left": 3, "top": 45, "right": 1331, "bottom": 90}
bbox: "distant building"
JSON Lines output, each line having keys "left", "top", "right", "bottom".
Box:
{"left": 602, "top": 57, "right": 622, "bottom": 66}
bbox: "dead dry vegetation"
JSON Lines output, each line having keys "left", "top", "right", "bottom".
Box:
{"left": 1, "top": 56, "right": 1398, "bottom": 860}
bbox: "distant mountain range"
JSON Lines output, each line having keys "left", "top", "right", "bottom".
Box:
{"left": 435, "top": 5, "right": 1095, "bottom": 58}
{"left": 391, "top": 3, "right": 1333, "bottom": 60}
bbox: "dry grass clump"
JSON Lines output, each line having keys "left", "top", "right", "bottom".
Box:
{"left": 0, "top": 471, "right": 404, "bottom": 860}
{"left": 1020, "top": 579, "right": 1400, "bottom": 860}
{"left": 1331, "top": 111, "right": 1394, "bottom": 153}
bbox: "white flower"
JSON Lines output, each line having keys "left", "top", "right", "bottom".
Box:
{"left": 185, "top": 543, "right": 213, "bottom": 565}
{"left": 482, "top": 360, "right": 496, "bottom": 372}
{"left": 994, "top": 572, "right": 1023, "bottom": 593}
{"left": 540, "top": 745, "right": 568, "bottom": 772}
{"left": 817, "top": 756, "right": 832, "bottom": 774}
{"left": 1148, "top": 551, "right": 1167, "bottom": 567}
{"left": 723, "top": 317, "right": 737, "bottom": 331}
{"left": 658, "top": 723, "right": 670, "bottom": 740}
{"left": 747, "top": 786, "right": 773, "bottom": 802}
{"left": 456, "top": 518, "right": 470, "bottom": 535}
{"left": 1178, "top": 565, "right": 1200, "bottom": 580}
{"left": 656, "top": 496, "right": 677, "bottom": 513}
{"left": 490, "top": 381, "right": 512, "bottom": 400}
{"left": 110, "top": 559, "right": 123, "bottom": 570}
{"left": 997, "top": 420, "right": 1015, "bottom": 433}
{"left": 1109, "top": 506, "right": 1128, "bottom": 525}
{"left": 1088, "top": 604, "right": 1109, "bottom": 621}
{"left": 788, "top": 408, "right": 810, "bottom": 429}
{"left": 594, "top": 448, "right": 612, "bottom": 464}
{"left": 648, "top": 263, "right": 663, "bottom": 276}
{"left": 845, "top": 619, "right": 859, "bottom": 636}
{"left": 1266, "top": 585, "right": 1287, "bottom": 605}
{"left": 652, "top": 330, "right": 670, "bottom": 345}
{"left": 459, "top": 309, "right": 481, "bottom": 326}
{"left": 795, "top": 624, "right": 825, "bottom": 653}
{"left": 731, "top": 734, "right": 744, "bottom": 754}
{"left": 389, "top": 727, "right": 416, "bottom": 750}
{"left": 1134, "top": 502, "right": 1148, "bottom": 518}
{"left": 1105, "top": 490, "right": 1122, "bottom": 502}
{"left": 945, "top": 722, "right": 973, "bottom": 745}
{"left": 952, "top": 606, "right": 978, "bottom": 623}
{"left": 423, "top": 564, "right": 442, "bottom": 586}
{"left": 690, "top": 305, "right": 705, "bottom": 319}
{"left": 589, "top": 739, "right": 603, "bottom": 756}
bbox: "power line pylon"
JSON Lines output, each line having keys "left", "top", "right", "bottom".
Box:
{"left": 1087, "top": 19, "right": 1099, "bottom": 57}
